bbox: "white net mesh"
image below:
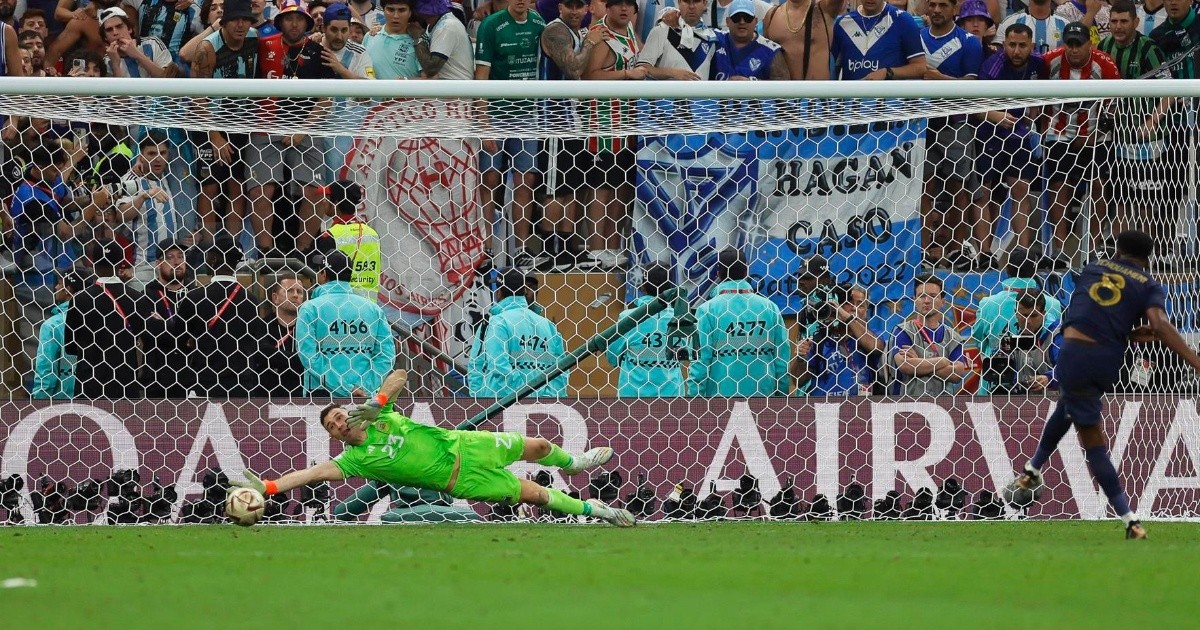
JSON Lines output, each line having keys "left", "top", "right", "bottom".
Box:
{"left": 1, "top": 78, "right": 1198, "bottom": 525}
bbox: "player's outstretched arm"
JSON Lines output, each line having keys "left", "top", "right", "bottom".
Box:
{"left": 346, "top": 369, "right": 408, "bottom": 428}
{"left": 1146, "top": 307, "right": 1200, "bottom": 372}
{"left": 232, "top": 463, "right": 346, "bottom": 497}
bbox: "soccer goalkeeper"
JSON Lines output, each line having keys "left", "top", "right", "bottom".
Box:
{"left": 232, "top": 370, "right": 635, "bottom": 526}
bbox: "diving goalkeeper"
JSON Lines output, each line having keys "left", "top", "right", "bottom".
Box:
{"left": 232, "top": 370, "right": 636, "bottom": 526}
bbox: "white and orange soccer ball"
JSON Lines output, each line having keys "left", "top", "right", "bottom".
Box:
{"left": 225, "top": 487, "right": 265, "bottom": 527}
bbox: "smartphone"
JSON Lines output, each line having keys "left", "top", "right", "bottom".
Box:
{"left": 72, "top": 58, "right": 87, "bottom": 73}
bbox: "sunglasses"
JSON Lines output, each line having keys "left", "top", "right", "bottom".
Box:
{"left": 729, "top": 12, "right": 755, "bottom": 23}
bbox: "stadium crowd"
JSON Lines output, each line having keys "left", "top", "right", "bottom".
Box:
{"left": 0, "top": 0, "right": 1195, "bottom": 398}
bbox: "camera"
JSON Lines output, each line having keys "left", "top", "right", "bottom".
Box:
{"left": 663, "top": 483, "right": 697, "bottom": 520}
{"left": 106, "top": 469, "right": 143, "bottom": 524}
{"left": 624, "top": 474, "right": 657, "bottom": 518}
{"left": 65, "top": 479, "right": 103, "bottom": 512}
{"left": 589, "top": 470, "right": 623, "bottom": 504}
{"left": 984, "top": 334, "right": 1038, "bottom": 393}
{"left": 298, "top": 482, "right": 332, "bottom": 522}
{"left": 0, "top": 474, "right": 24, "bottom": 524}
{"left": 799, "top": 283, "right": 851, "bottom": 328}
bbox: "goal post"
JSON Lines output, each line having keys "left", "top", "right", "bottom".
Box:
{"left": 0, "top": 78, "right": 1199, "bottom": 524}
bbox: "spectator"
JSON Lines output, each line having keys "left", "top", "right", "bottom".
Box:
{"left": 971, "top": 246, "right": 1064, "bottom": 358}
{"left": 115, "top": 131, "right": 185, "bottom": 285}
{"left": 954, "top": 0, "right": 994, "bottom": 43}
{"left": 920, "top": 0, "right": 984, "bottom": 270}
{"left": 349, "top": 13, "right": 368, "bottom": 42}
{"left": 125, "top": 0, "right": 204, "bottom": 60}
{"left": 19, "top": 8, "right": 50, "bottom": 40}
{"left": 1100, "top": 0, "right": 1163, "bottom": 77}
{"left": 176, "top": 234, "right": 261, "bottom": 396}
{"left": 349, "top": 0, "right": 383, "bottom": 28}
{"left": 606, "top": 263, "right": 684, "bottom": 397}
{"left": 16, "top": 41, "right": 30, "bottom": 73}
{"left": 316, "top": 2, "right": 376, "bottom": 78}
{"left": 1056, "top": 0, "right": 1109, "bottom": 39}
{"left": 830, "top": 0, "right": 925, "bottom": 80}
{"left": 979, "top": 289, "right": 1061, "bottom": 394}
{"left": 189, "top": 0, "right": 258, "bottom": 244}
{"left": 976, "top": 23, "right": 1046, "bottom": 257}
{"left": 657, "top": 0, "right": 772, "bottom": 34}
{"left": 794, "top": 285, "right": 886, "bottom": 396}
{"left": 31, "top": 267, "right": 86, "bottom": 399}
{"left": 250, "top": 0, "right": 280, "bottom": 36}
{"left": 1101, "top": 1, "right": 1169, "bottom": 248}
{"left": 46, "top": 0, "right": 121, "bottom": 67}
{"left": 762, "top": 0, "right": 846, "bottom": 80}
{"left": 99, "top": 6, "right": 177, "bottom": 77}
{"left": 178, "top": 0, "right": 225, "bottom": 62}
{"left": 253, "top": 271, "right": 307, "bottom": 396}
{"left": 1139, "top": 0, "right": 1164, "bottom": 37}
{"left": 64, "top": 238, "right": 149, "bottom": 398}
{"left": 309, "top": 0, "right": 331, "bottom": 27}
{"left": 296, "top": 250, "right": 396, "bottom": 396}
{"left": 686, "top": 248, "right": 790, "bottom": 397}
{"left": 252, "top": 0, "right": 331, "bottom": 256}
{"left": 308, "top": 3, "right": 377, "bottom": 193}
{"left": 314, "top": 179, "right": 381, "bottom": 301}
{"left": 1043, "top": 21, "right": 1119, "bottom": 269}
{"left": 364, "top": 0, "right": 420, "bottom": 78}
{"left": 140, "top": 238, "right": 192, "bottom": 397}
{"left": 582, "top": 0, "right": 643, "bottom": 269}
{"left": 18, "top": 30, "right": 48, "bottom": 74}
{"left": 475, "top": 0, "right": 545, "bottom": 268}
{"left": 638, "top": 0, "right": 715, "bottom": 81}
{"left": 0, "top": 1, "right": 23, "bottom": 75}
{"left": 993, "top": 0, "right": 1069, "bottom": 54}
{"left": 467, "top": 269, "right": 567, "bottom": 398}
{"left": 537, "top": 0, "right": 604, "bottom": 270}
{"left": 711, "top": 0, "right": 789, "bottom": 80}
{"left": 413, "top": 0, "right": 472, "bottom": 78}
{"left": 891, "top": 275, "right": 971, "bottom": 396}
{"left": 9, "top": 139, "right": 106, "bottom": 379}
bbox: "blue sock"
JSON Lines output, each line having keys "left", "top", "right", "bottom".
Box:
{"left": 1030, "top": 404, "right": 1072, "bottom": 471}
{"left": 1086, "top": 445, "right": 1132, "bottom": 517}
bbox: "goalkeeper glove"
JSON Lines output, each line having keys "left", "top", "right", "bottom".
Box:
{"left": 346, "top": 394, "right": 388, "bottom": 429}
{"left": 231, "top": 469, "right": 267, "bottom": 495}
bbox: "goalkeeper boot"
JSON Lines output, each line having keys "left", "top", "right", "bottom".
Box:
{"left": 586, "top": 499, "right": 636, "bottom": 528}
{"left": 563, "top": 447, "right": 614, "bottom": 475}
{"left": 1014, "top": 462, "right": 1044, "bottom": 493}
{"left": 1126, "top": 521, "right": 1148, "bottom": 540}
{"left": 1002, "top": 463, "right": 1045, "bottom": 506}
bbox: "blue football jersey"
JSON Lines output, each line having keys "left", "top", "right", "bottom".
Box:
{"left": 831, "top": 4, "right": 924, "bottom": 80}
{"left": 711, "top": 31, "right": 781, "bottom": 80}
{"left": 1062, "top": 258, "right": 1167, "bottom": 348}
{"left": 921, "top": 25, "right": 983, "bottom": 78}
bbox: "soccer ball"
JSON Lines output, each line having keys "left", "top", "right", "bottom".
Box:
{"left": 225, "top": 487, "right": 265, "bottom": 526}
{"left": 1000, "top": 480, "right": 1043, "bottom": 509}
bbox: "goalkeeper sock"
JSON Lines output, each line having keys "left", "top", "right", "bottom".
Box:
{"left": 1086, "top": 445, "right": 1132, "bottom": 517}
{"left": 544, "top": 488, "right": 591, "bottom": 516}
{"left": 1030, "top": 404, "right": 1072, "bottom": 471}
{"left": 537, "top": 444, "right": 574, "bottom": 470}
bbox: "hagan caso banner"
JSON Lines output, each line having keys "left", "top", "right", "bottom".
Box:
{"left": 1, "top": 396, "right": 1199, "bottom": 523}
{"left": 632, "top": 117, "right": 926, "bottom": 311}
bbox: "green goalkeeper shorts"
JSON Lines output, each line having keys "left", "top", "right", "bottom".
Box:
{"left": 451, "top": 430, "right": 525, "bottom": 505}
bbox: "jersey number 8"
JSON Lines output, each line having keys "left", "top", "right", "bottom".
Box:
{"left": 1088, "top": 272, "right": 1126, "bottom": 307}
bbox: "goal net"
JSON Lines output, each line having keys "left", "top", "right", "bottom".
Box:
{"left": 0, "top": 78, "right": 1197, "bottom": 525}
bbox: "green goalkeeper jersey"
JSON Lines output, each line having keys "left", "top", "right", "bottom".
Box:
{"left": 331, "top": 406, "right": 459, "bottom": 490}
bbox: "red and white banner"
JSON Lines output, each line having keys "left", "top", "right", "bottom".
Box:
{"left": 2, "top": 397, "right": 1198, "bottom": 522}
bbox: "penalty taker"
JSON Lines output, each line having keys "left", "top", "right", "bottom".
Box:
{"left": 232, "top": 370, "right": 635, "bottom": 526}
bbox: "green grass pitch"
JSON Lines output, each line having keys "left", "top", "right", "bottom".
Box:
{"left": 2, "top": 521, "right": 1197, "bottom": 629}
